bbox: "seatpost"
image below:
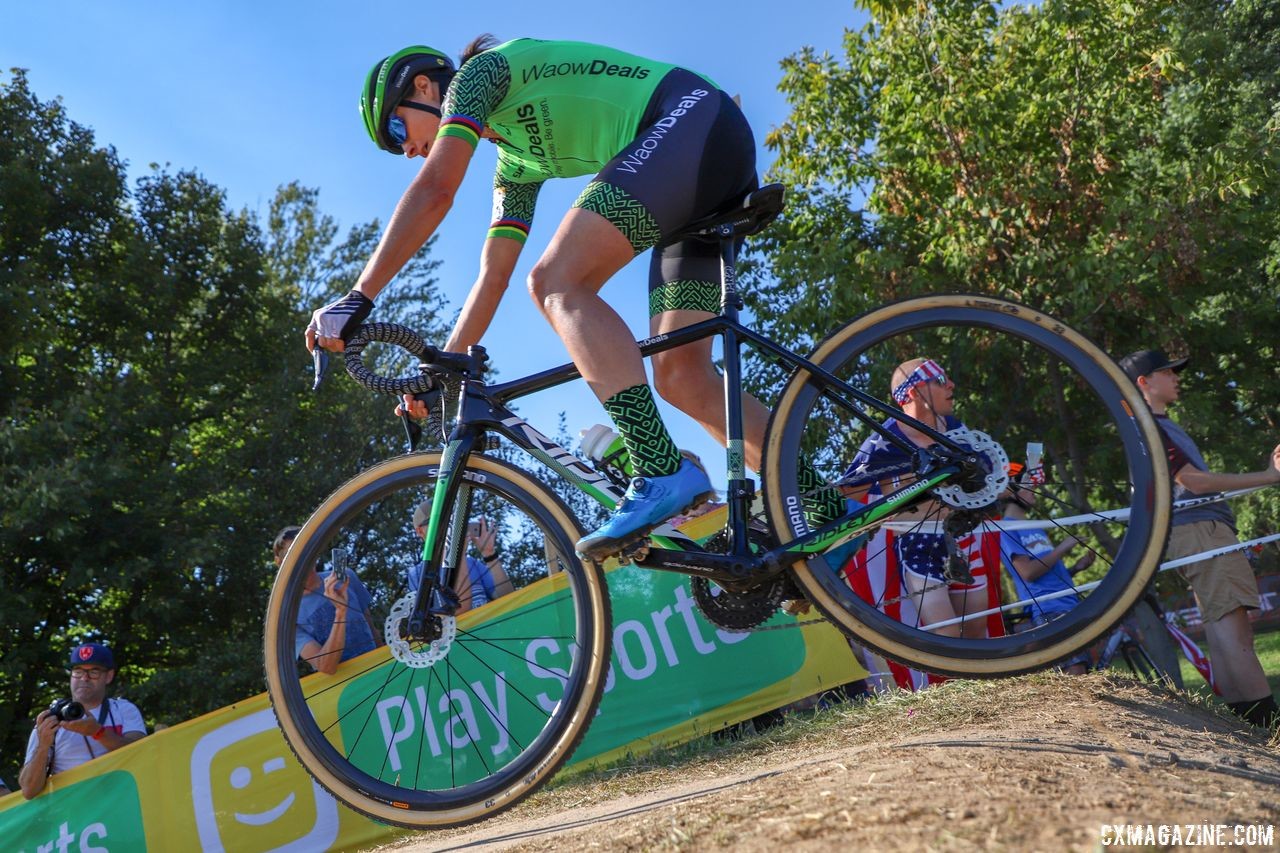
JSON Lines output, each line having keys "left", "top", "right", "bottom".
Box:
{"left": 716, "top": 224, "right": 752, "bottom": 554}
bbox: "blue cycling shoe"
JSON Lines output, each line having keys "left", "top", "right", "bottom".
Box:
{"left": 576, "top": 459, "right": 716, "bottom": 561}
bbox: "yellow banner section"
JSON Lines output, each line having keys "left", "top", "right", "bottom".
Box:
{"left": 2, "top": 534, "right": 865, "bottom": 852}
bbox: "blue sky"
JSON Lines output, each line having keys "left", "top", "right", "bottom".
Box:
{"left": 3, "top": 1, "right": 865, "bottom": 489}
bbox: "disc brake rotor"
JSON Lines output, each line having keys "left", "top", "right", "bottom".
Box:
{"left": 932, "top": 427, "right": 1010, "bottom": 509}
{"left": 384, "top": 594, "right": 456, "bottom": 668}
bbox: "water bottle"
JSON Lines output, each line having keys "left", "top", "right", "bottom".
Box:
{"left": 579, "top": 424, "right": 634, "bottom": 485}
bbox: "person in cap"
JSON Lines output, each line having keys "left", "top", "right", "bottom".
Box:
{"left": 1120, "top": 348, "right": 1280, "bottom": 728}
{"left": 406, "top": 500, "right": 511, "bottom": 613}
{"left": 18, "top": 642, "right": 146, "bottom": 799}
{"left": 272, "top": 526, "right": 380, "bottom": 675}
{"left": 840, "top": 358, "right": 993, "bottom": 638}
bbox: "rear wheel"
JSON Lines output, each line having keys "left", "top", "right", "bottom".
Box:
{"left": 264, "top": 452, "right": 612, "bottom": 828}
{"left": 762, "top": 295, "right": 1170, "bottom": 677}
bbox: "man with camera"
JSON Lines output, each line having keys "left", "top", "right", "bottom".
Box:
{"left": 272, "top": 526, "right": 381, "bottom": 676}
{"left": 18, "top": 642, "right": 146, "bottom": 799}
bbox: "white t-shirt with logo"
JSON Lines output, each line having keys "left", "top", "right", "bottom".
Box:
{"left": 24, "top": 697, "right": 146, "bottom": 775}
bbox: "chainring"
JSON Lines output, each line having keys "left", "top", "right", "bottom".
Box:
{"left": 384, "top": 594, "right": 457, "bottom": 668}
{"left": 691, "top": 575, "right": 795, "bottom": 632}
{"left": 931, "top": 427, "right": 1010, "bottom": 509}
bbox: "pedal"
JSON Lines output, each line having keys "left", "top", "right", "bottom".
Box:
{"left": 620, "top": 539, "right": 650, "bottom": 565}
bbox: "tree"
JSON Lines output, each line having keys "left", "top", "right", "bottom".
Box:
{"left": 747, "top": 0, "right": 1280, "bottom": 545}
{"left": 0, "top": 68, "right": 452, "bottom": 783}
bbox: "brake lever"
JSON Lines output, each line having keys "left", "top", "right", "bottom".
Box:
{"left": 312, "top": 348, "right": 330, "bottom": 392}
{"left": 401, "top": 406, "right": 424, "bottom": 451}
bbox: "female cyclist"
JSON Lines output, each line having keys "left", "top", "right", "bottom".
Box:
{"left": 307, "top": 35, "right": 840, "bottom": 560}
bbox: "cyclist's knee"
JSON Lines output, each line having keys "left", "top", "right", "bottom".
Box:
{"left": 527, "top": 263, "right": 597, "bottom": 314}
{"left": 526, "top": 263, "right": 555, "bottom": 310}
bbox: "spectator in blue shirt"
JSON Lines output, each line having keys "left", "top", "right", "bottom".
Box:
{"left": 997, "top": 476, "right": 1095, "bottom": 674}
{"left": 407, "top": 500, "right": 512, "bottom": 613}
{"left": 273, "top": 527, "right": 380, "bottom": 674}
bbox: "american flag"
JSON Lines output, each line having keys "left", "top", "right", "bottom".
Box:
{"left": 1164, "top": 617, "right": 1217, "bottom": 693}
{"left": 840, "top": 527, "right": 1005, "bottom": 691}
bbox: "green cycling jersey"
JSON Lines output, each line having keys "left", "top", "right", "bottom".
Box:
{"left": 438, "top": 39, "right": 713, "bottom": 242}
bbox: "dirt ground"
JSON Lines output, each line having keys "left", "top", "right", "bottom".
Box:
{"left": 370, "top": 673, "right": 1280, "bottom": 852}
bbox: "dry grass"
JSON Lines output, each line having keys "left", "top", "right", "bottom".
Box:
{"left": 370, "top": 671, "right": 1280, "bottom": 851}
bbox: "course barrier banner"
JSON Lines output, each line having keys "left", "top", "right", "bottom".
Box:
{"left": 1, "top": 535, "right": 865, "bottom": 851}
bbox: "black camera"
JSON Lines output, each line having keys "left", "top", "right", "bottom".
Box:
{"left": 49, "top": 698, "right": 85, "bottom": 722}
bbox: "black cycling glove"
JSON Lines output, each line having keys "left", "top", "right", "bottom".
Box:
{"left": 308, "top": 290, "right": 374, "bottom": 344}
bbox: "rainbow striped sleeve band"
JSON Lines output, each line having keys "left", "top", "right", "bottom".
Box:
{"left": 488, "top": 218, "right": 530, "bottom": 244}
{"left": 438, "top": 115, "right": 483, "bottom": 148}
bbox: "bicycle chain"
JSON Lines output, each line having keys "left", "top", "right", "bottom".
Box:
{"left": 697, "top": 484, "right": 958, "bottom": 633}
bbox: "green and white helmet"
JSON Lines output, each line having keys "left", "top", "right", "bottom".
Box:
{"left": 360, "top": 46, "right": 456, "bottom": 153}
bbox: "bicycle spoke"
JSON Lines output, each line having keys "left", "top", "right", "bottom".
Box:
{"left": 265, "top": 453, "right": 610, "bottom": 824}
{"left": 765, "top": 296, "right": 1168, "bottom": 676}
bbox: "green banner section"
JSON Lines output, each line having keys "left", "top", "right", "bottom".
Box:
{"left": 2, "top": 771, "right": 146, "bottom": 853}
{"left": 335, "top": 564, "right": 812, "bottom": 789}
{"left": 0, "top": 559, "right": 865, "bottom": 851}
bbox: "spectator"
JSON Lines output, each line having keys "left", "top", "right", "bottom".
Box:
{"left": 0, "top": 777, "right": 10, "bottom": 797}
{"left": 18, "top": 643, "right": 146, "bottom": 799}
{"left": 842, "top": 358, "right": 990, "bottom": 638}
{"left": 407, "top": 500, "right": 512, "bottom": 613}
{"left": 273, "top": 526, "right": 380, "bottom": 675}
{"left": 1120, "top": 348, "right": 1280, "bottom": 728}
{"left": 997, "top": 471, "right": 1095, "bottom": 674}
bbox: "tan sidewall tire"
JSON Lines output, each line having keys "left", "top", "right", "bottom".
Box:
{"left": 263, "top": 452, "right": 612, "bottom": 827}
{"left": 763, "top": 294, "right": 1171, "bottom": 676}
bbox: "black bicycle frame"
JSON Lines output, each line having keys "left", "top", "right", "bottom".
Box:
{"left": 412, "top": 225, "right": 972, "bottom": 617}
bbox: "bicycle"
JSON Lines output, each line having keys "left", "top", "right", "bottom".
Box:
{"left": 265, "top": 182, "right": 1171, "bottom": 828}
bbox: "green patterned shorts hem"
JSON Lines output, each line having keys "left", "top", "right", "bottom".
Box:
{"left": 649, "top": 280, "right": 721, "bottom": 317}
{"left": 573, "top": 181, "right": 661, "bottom": 255}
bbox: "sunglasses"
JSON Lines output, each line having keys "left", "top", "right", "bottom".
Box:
{"left": 386, "top": 101, "right": 442, "bottom": 147}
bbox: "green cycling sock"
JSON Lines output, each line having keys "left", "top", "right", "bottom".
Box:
{"left": 602, "top": 385, "right": 682, "bottom": 478}
{"left": 799, "top": 455, "right": 846, "bottom": 525}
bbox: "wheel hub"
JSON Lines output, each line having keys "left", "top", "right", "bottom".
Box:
{"left": 385, "top": 594, "right": 456, "bottom": 668}
{"left": 931, "top": 427, "right": 1010, "bottom": 509}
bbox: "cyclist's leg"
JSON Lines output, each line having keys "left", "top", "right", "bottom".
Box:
{"left": 530, "top": 209, "right": 713, "bottom": 558}
{"left": 649, "top": 245, "right": 845, "bottom": 524}
{"left": 540, "top": 74, "right": 769, "bottom": 556}
{"left": 528, "top": 210, "right": 651, "bottom": 403}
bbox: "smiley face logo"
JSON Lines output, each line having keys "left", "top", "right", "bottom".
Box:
{"left": 228, "top": 756, "right": 297, "bottom": 826}
{"left": 190, "top": 708, "right": 338, "bottom": 853}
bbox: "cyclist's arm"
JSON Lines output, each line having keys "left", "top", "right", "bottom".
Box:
{"left": 445, "top": 176, "right": 543, "bottom": 352}
{"left": 352, "top": 136, "right": 477, "bottom": 302}
{"left": 445, "top": 237, "right": 523, "bottom": 352}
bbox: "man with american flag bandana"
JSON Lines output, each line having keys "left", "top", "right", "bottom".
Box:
{"left": 842, "top": 358, "right": 991, "bottom": 639}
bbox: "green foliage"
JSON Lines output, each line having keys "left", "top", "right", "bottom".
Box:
{"left": 747, "top": 0, "right": 1280, "bottom": 543}
{"left": 0, "top": 68, "right": 452, "bottom": 783}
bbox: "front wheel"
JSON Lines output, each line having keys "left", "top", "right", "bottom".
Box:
{"left": 762, "top": 295, "right": 1170, "bottom": 677}
{"left": 264, "top": 452, "right": 612, "bottom": 828}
